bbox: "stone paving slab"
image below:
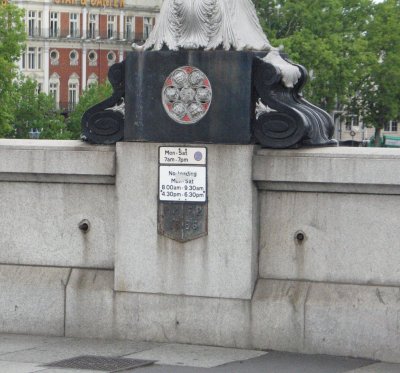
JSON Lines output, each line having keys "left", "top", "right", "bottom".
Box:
{"left": 132, "top": 351, "right": 375, "bottom": 373}
{"left": 0, "top": 360, "right": 44, "bottom": 373}
{"left": 0, "top": 347, "right": 155, "bottom": 365}
{"left": 0, "top": 334, "right": 53, "bottom": 354}
{"left": 33, "top": 367, "right": 99, "bottom": 373}
{"left": 347, "top": 363, "right": 400, "bottom": 372}
{"left": 125, "top": 343, "right": 267, "bottom": 368}
{"left": 0, "top": 335, "right": 159, "bottom": 364}
{"left": 1, "top": 334, "right": 400, "bottom": 373}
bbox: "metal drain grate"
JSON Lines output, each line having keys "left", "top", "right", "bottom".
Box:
{"left": 42, "top": 355, "right": 156, "bottom": 372}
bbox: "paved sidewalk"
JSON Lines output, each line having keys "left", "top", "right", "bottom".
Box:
{"left": 0, "top": 334, "right": 398, "bottom": 373}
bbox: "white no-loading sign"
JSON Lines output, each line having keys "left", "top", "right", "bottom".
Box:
{"left": 159, "top": 147, "right": 207, "bottom": 202}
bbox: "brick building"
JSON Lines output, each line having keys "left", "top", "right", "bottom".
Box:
{"left": 9, "top": 0, "right": 162, "bottom": 112}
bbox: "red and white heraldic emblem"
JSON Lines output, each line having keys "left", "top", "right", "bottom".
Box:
{"left": 162, "top": 66, "right": 212, "bottom": 124}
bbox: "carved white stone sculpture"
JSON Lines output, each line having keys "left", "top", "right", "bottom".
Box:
{"left": 141, "top": 0, "right": 271, "bottom": 51}
{"left": 136, "top": 0, "right": 301, "bottom": 88}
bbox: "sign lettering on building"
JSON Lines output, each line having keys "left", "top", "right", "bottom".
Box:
{"left": 53, "top": 0, "right": 125, "bottom": 8}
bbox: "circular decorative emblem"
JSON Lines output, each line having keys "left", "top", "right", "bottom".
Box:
{"left": 162, "top": 66, "right": 212, "bottom": 124}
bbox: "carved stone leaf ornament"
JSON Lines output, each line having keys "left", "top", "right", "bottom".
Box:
{"left": 140, "top": 0, "right": 272, "bottom": 52}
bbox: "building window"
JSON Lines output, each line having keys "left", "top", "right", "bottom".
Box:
{"left": 69, "top": 50, "right": 79, "bottom": 66}
{"left": 37, "top": 47, "right": 42, "bottom": 69}
{"left": 143, "top": 17, "right": 153, "bottom": 39}
{"left": 49, "top": 12, "right": 59, "bottom": 37}
{"left": 27, "top": 11, "right": 34, "bottom": 37}
{"left": 36, "top": 83, "right": 42, "bottom": 94}
{"left": 345, "top": 117, "right": 352, "bottom": 131}
{"left": 26, "top": 47, "right": 42, "bottom": 70}
{"left": 88, "top": 14, "right": 98, "bottom": 39}
{"left": 69, "top": 83, "right": 78, "bottom": 110}
{"left": 68, "top": 76, "right": 79, "bottom": 111}
{"left": 125, "top": 16, "right": 134, "bottom": 40}
{"left": 385, "top": 121, "right": 398, "bottom": 132}
{"left": 345, "top": 115, "right": 358, "bottom": 131}
{"left": 28, "top": 47, "right": 35, "bottom": 69}
{"left": 49, "top": 83, "right": 59, "bottom": 108}
{"left": 69, "top": 13, "right": 79, "bottom": 38}
{"left": 28, "top": 10, "right": 42, "bottom": 37}
{"left": 50, "top": 49, "right": 59, "bottom": 66}
{"left": 88, "top": 50, "right": 97, "bottom": 66}
{"left": 107, "top": 15, "right": 116, "bottom": 39}
{"left": 49, "top": 74, "right": 60, "bottom": 109}
{"left": 87, "top": 73, "right": 98, "bottom": 89}
{"left": 107, "top": 51, "right": 116, "bottom": 66}
{"left": 21, "top": 51, "right": 26, "bottom": 69}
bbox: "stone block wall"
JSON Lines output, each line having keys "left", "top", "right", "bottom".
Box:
{"left": 253, "top": 147, "right": 400, "bottom": 362}
{"left": 1, "top": 140, "right": 400, "bottom": 363}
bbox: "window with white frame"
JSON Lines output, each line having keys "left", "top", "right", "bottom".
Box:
{"left": 68, "top": 75, "right": 79, "bottom": 111}
{"left": 107, "top": 15, "right": 116, "bottom": 38}
{"left": 88, "top": 14, "right": 98, "bottom": 39}
{"left": 384, "top": 121, "right": 398, "bottom": 132}
{"left": 49, "top": 73, "right": 60, "bottom": 109}
{"left": 69, "top": 13, "right": 79, "bottom": 38}
{"left": 21, "top": 51, "right": 26, "bottom": 69}
{"left": 125, "top": 16, "right": 134, "bottom": 40}
{"left": 69, "top": 50, "right": 79, "bottom": 66}
{"left": 28, "top": 10, "right": 42, "bottom": 37}
{"left": 37, "top": 47, "right": 42, "bottom": 69}
{"left": 87, "top": 73, "right": 98, "bottom": 89}
{"left": 25, "top": 47, "right": 42, "bottom": 69}
{"left": 28, "top": 47, "right": 35, "bottom": 69}
{"left": 49, "top": 82, "right": 59, "bottom": 107}
{"left": 49, "top": 12, "right": 58, "bottom": 37}
{"left": 107, "top": 50, "right": 116, "bottom": 66}
{"left": 143, "top": 17, "right": 153, "bottom": 39}
{"left": 50, "top": 49, "right": 59, "bottom": 66}
{"left": 88, "top": 50, "right": 97, "bottom": 66}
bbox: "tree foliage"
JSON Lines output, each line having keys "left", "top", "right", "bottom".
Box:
{"left": 354, "top": 0, "right": 400, "bottom": 139}
{"left": 254, "top": 0, "right": 376, "bottom": 112}
{"left": 254, "top": 0, "right": 400, "bottom": 140}
{"left": 10, "top": 77, "right": 71, "bottom": 139}
{"left": 67, "top": 82, "right": 113, "bottom": 139}
{"left": 0, "top": 3, "right": 26, "bottom": 136}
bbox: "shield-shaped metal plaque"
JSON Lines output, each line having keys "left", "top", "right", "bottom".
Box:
{"left": 158, "top": 201, "right": 207, "bottom": 242}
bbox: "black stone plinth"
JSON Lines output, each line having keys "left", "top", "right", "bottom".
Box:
{"left": 125, "top": 50, "right": 255, "bottom": 144}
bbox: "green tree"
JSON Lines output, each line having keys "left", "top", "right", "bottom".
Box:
{"left": 354, "top": 0, "right": 400, "bottom": 145}
{"left": 67, "top": 82, "right": 113, "bottom": 139}
{"left": 0, "top": 3, "right": 26, "bottom": 136}
{"left": 10, "top": 77, "right": 71, "bottom": 139}
{"left": 254, "top": 0, "right": 375, "bottom": 112}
